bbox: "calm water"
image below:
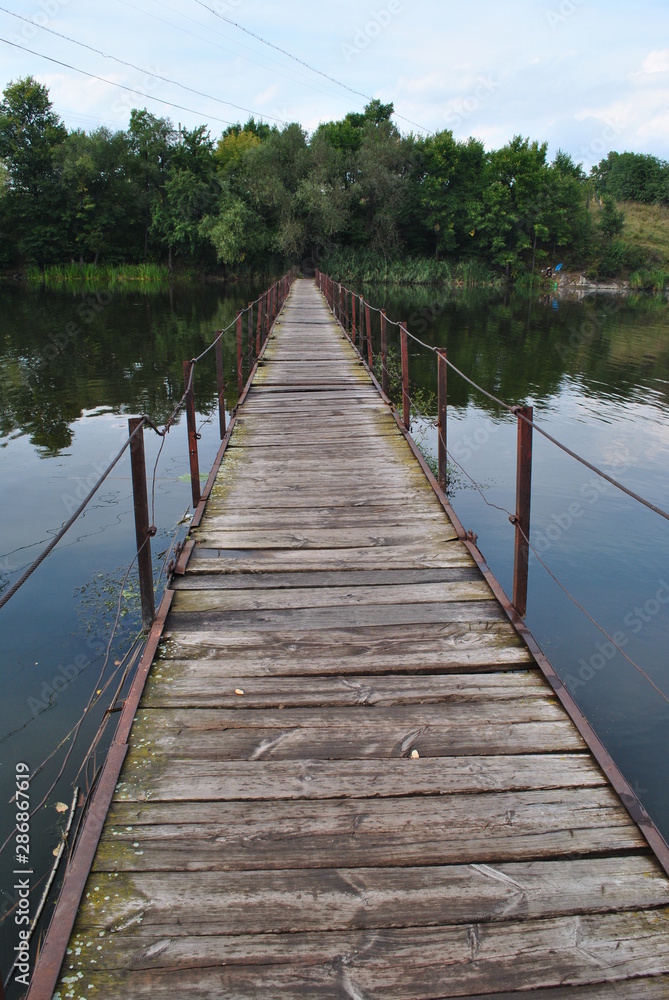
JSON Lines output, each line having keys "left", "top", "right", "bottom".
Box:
{"left": 1, "top": 279, "right": 669, "bottom": 992}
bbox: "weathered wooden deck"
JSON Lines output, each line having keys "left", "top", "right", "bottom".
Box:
{"left": 54, "top": 279, "right": 669, "bottom": 998}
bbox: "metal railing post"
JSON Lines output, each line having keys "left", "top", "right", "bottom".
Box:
{"left": 437, "top": 349, "right": 448, "bottom": 489}
{"left": 380, "top": 309, "right": 389, "bottom": 396}
{"left": 358, "top": 295, "right": 364, "bottom": 351}
{"left": 247, "top": 302, "right": 254, "bottom": 369}
{"left": 351, "top": 291, "right": 356, "bottom": 343}
{"left": 365, "top": 302, "right": 373, "bottom": 368}
{"left": 128, "top": 417, "right": 155, "bottom": 631}
{"left": 512, "top": 405, "right": 533, "bottom": 617}
{"left": 400, "top": 321, "right": 410, "bottom": 430}
{"left": 214, "top": 333, "right": 226, "bottom": 440}
{"left": 236, "top": 310, "right": 243, "bottom": 395}
{"left": 183, "top": 360, "right": 201, "bottom": 508}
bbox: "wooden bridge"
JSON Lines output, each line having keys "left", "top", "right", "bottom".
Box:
{"left": 38, "top": 279, "right": 669, "bottom": 998}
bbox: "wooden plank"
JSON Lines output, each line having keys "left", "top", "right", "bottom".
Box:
{"left": 189, "top": 525, "right": 460, "bottom": 549}
{"left": 171, "top": 567, "right": 483, "bottom": 590}
{"left": 96, "top": 788, "right": 643, "bottom": 872}
{"left": 167, "top": 599, "right": 506, "bottom": 632}
{"left": 127, "top": 699, "right": 569, "bottom": 734}
{"left": 115, "top": 753, "right": 606, "bottom": 802}
{"left": 170, "top": 580, "right": 493, "bottom": 614}
{"left": 141, "top": 668, "right": 549, "bottom": 708}
{"left": 184, "top": 543, "right": 474, "bottom": 572}
{"left": 70, "top": 856, "right": 668, "bottom": 937}
{"left": 196, "top": 508, "right": 448, "bottom": 529}
{"left": 56, "top": 913, "right": 669, "bottom": 997}
{"left": 121, "top": 717, "right": 584, "bottom": 760}
{"left": 157, "top": 622, "right": 534, "bottom": 673}
{"left": 206, "top": 486, "right": 435, "bottom": 508}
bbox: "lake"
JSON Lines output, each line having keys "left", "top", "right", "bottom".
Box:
{"left": 1, "top": 277, "right": 668, "bottom": 992}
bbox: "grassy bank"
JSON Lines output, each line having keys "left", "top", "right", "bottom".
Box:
{"left": 26, "top": 263, "right": 174, "bottom": 287}
{"left": 619, "top": 202, "right": 669, "bottom": 290}
{"left": 320, "top": 248, "right": 503, "bottom": 287}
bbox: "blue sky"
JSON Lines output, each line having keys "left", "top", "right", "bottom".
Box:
{"left": 1, "top": 0, "right": 669, "bottom": 168}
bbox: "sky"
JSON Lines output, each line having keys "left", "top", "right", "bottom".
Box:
{"left": 1, "top": 0, "right": 669, "bottom": 170}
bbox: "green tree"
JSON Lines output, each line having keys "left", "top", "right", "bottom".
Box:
{"left": 58, "top": 127, "right": 137, "bottom": 263}
{"left": 0, "top": 77, "right": 68, "bottom": 265}
{"left": 127, "top": 109, "right": 176, "bottom": 259}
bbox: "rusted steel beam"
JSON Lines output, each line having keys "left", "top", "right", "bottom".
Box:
{"left": 128, "top": 418, "right": 155, "bottom": 631}
{"left": 400, "top": 320, "right": 410, "bottom": 430}
{"left": 351, "top": 291, "right": 356, "bottom": 343}
{"left": 344, "top": 286, "right": 349, "bottom": 332}
{"left": 182, "top": 360, "right": 201, "bottom": 508}
{"left": 513, "top": 404, "right": 533, "bottom": 617}
{"left": 437, "top": 349, "right": 448, "bottom": 490}
{"left": 214, "top": 333, "right": 226, "bottom": 439}
{"left": 380, "top": 309, "right": 389, "bottom": 396}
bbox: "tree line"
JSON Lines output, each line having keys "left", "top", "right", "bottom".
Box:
{"left": 1, "top": 76, "right": 668, "bottom": 280}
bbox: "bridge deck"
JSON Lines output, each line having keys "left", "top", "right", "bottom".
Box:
{"left": 54, "top": 279, "right": 669, "bottom": 998}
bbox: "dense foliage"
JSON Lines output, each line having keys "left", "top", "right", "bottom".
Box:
{"left": 1, "top": 77, "right": 667, "bottom": 281}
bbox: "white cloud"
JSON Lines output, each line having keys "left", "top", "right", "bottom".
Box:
{"left": 642, "top": 49, "right": 669, "bottom": 74}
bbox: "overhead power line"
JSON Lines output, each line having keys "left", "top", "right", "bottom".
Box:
{"left": 0, "top": 36, "right": 242, "bottom": 127}
{"left": 189, "top": 0, "right": 431, "bottom": 134}
{"left": 0, "top": 6, "right": 287, "bottom": 125}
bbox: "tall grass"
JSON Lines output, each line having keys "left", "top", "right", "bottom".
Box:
{"left": 26, "top": 263, "right": 173, "bottom": 287}
{"left": 628, "top": 268, "right": 669, "bottom": 292}
{"left": 320, "top": 248, "right": 501, "bottom": 287}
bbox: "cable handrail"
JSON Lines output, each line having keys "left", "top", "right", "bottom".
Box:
{"left": 0, "top": 271, "right": 296, "bottom": 613}
{"left": 326, "top": 273, "right": 669, "bottom": 525}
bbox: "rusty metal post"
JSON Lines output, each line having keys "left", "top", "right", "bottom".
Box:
{"left": 247, "top": 302, "right": 253, "bottom": 369}
{"left": 380, "top": 309, "right": 389, "bottom": 396}
{"left": 183, "top": 361, "right": 201, "bottom": 508}
{"left": 365, "top": 302, "right": 373, "bottom": 368}
{"left": 256, "top": 296, "right": 262, "bottom": 354}
{"left": 400, "top": 321, "right": 410, "bottom": 430}
{"left": 214, "top": 333, "right": 226, "bottom": 439}
{"left": 512, "top": 405, "right": 533, "bottom": 618}
{"left": 128, "top": 418, "right": 155, "bottom": 631}
{"left": 358, "top": 295, "right": 364, "bottom": 351}
{"left": 344, "top": 287, "right": 349, "bottom": 332}
{"left": 236, "top": 310, "right": 243, "bottom": 395}
{"left": 437, "top": 349, "right": 448, "bottom": 489}
{"left": 351, "top": 291, "right": 356, "bottom": 343}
